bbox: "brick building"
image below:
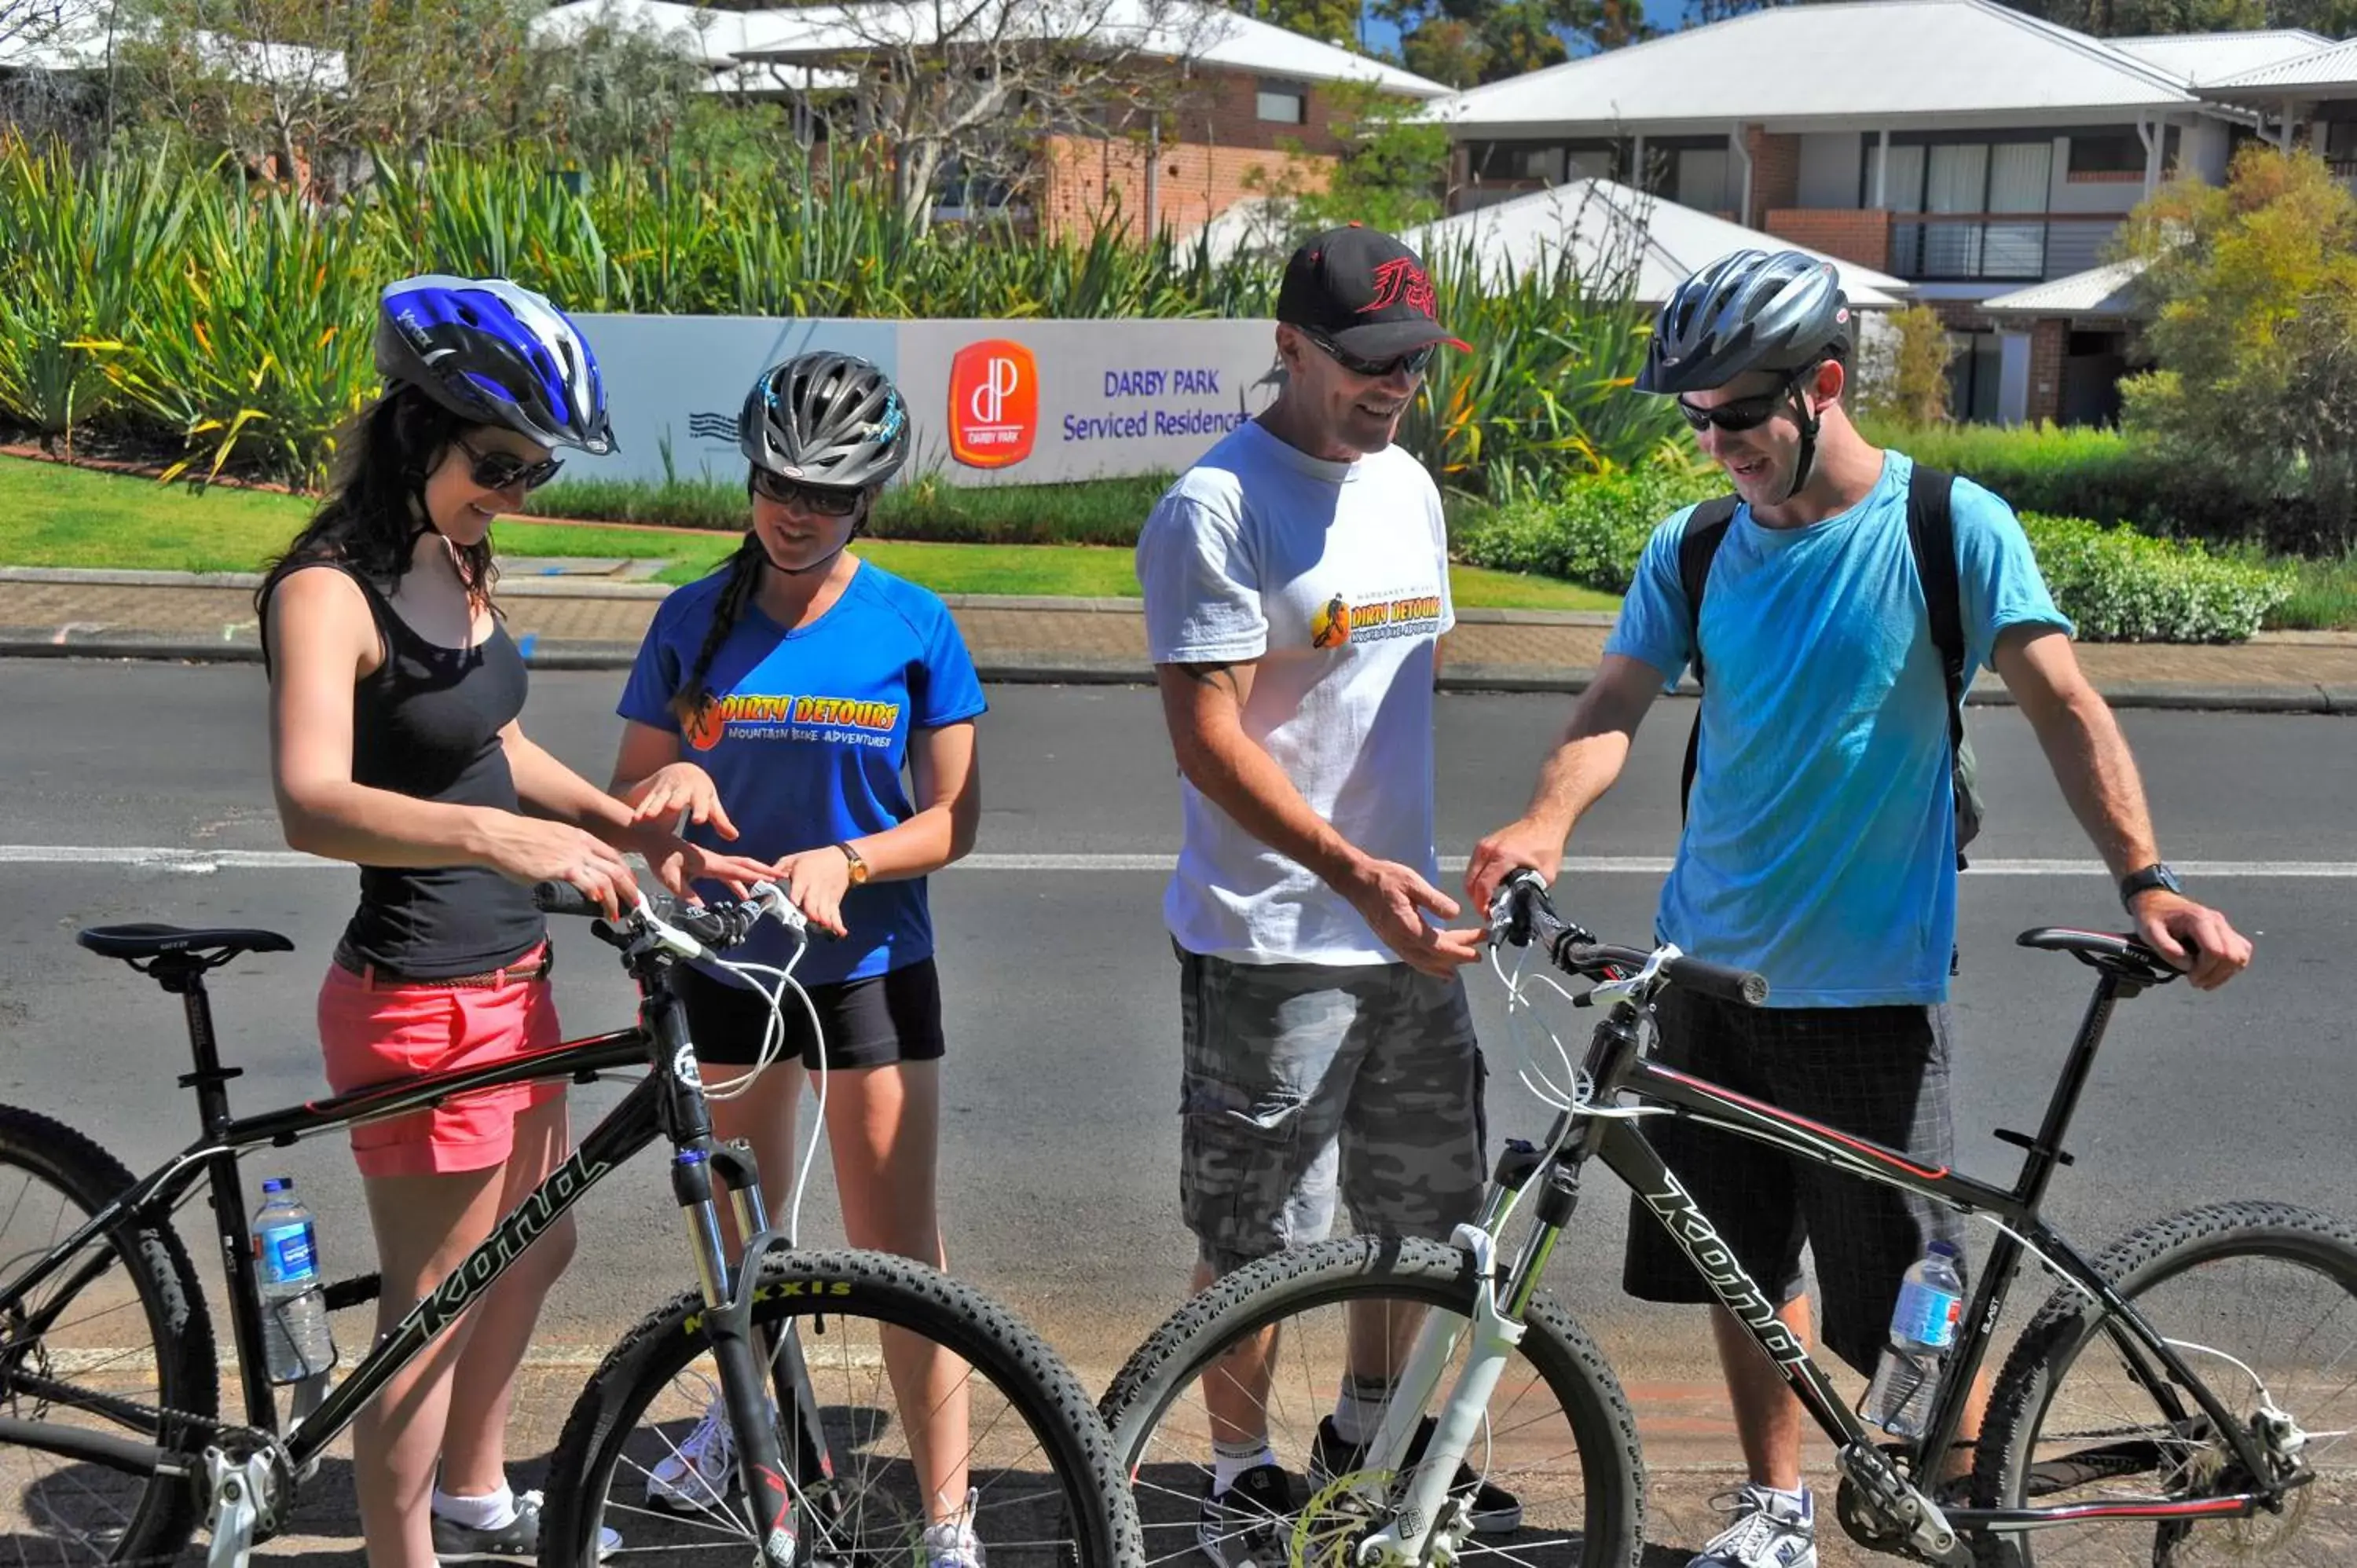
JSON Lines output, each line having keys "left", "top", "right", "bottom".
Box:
{"left": 1426, "top": 0, "right": 2355, "bottom": 426}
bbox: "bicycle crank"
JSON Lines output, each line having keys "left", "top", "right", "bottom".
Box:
{"left": 1833, "top": 1442, "right": 1970, "bottom": 1567}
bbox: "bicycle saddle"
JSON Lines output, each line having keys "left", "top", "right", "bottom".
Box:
{"left": 2016, "top": 927, "right": 2181, "bottom": 986}
{"left": 78, "top": 924, "right": 295, "bottom": 963}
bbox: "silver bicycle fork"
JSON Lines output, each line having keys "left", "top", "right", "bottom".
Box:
{"left": 1351, "top": 1149, "right": 1565, "bottom": 1566}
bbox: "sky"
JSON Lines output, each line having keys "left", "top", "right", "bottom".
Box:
{"left": 1358, "top": 0, "right": 1699, "bottom": 59}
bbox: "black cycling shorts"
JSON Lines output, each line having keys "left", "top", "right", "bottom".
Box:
{"left": 670, "top": 957, "right": 946, "bottom": 1070}
{"left": 1621, "top": 984, "right": 1968, "bottom": 1379}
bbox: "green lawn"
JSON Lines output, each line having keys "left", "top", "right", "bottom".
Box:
{"left": 0, "top": 456, "right": 1619, "bottom": 611}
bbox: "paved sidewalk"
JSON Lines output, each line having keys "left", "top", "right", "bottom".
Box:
{"left": 6, "top": 566, "right": 2357, "bottom": 712}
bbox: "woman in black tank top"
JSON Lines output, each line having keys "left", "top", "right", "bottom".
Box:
{"left": 258, "top": 277, "right": 768, "bottom": 1568}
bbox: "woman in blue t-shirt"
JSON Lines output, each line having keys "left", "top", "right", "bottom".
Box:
{"left": 610, "top": 354, "right": 988, "bottom": 1566}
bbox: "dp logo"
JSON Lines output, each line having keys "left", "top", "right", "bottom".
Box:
{"left": 949, "top": 339, "right": 1038, "bottom": 469}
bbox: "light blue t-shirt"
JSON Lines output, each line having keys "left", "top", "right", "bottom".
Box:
{"left": 618, "top": 559, "right": 988, "bottom": 986}
{"left": 1605, "top": 452, "right": 2072, "bottom": 1006}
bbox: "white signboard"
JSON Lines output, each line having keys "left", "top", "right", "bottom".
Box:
{"left": 571, "top": 314, "right": 1286, "bottom": 487}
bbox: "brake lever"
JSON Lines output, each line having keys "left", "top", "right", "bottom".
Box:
{"left": 1579, "top": 942, "right": 1679, "bottom": 1010}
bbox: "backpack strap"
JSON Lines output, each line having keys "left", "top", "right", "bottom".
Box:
{"left": 1676, "top": 496, "right": 1741, "bottom": 822}
{"left": 1905, "top": 463, "right": 1966, "bottom": 785}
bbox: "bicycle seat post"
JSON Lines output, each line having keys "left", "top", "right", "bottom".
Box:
{"left": 155, "top": 954, "right": 246, "bottom": 1137}
{"left": 2005, "top": 970, "right": 2128, "bottom": 1212}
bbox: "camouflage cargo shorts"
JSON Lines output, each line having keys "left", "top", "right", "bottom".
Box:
{"left": 1176, "top": 943, "right": 1488, "bottom": 1276}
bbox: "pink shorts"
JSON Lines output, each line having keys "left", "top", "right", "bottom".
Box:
{"left": 317, "top": 947, "right": 566, "bottom": 1179}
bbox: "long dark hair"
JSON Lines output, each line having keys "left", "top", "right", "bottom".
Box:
{"left": 669, "top": 533, "right": 764, "bottom": 728}
{"left": 255, "top": 383, "right": 498, "bottom": 632}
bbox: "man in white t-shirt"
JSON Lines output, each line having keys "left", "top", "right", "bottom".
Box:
{"left": 1136, "top": 226, "right": 1510, "bottom": 1568}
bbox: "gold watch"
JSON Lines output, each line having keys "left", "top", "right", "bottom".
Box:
{"left": 834, "top": 841, "right": 869, "bottom": 885}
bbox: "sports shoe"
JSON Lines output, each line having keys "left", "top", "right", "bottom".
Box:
{"left": 921, "top": 1488, "right": 988, "bottom": 1568}
{"left": 646, "top": 1398, "right": 738, "bottom": 1515}
{"left": 1196, "top": 1463, "right": 1296, "bottom": 1568}
{"left": 431, "top": 1489, "right": 620, "bottom": 1562}
{"left": 1688, "top": 1483, "right": 1816, "bottom": 1568}
{"left": 1309, "top": 1415, "right": 1523, "bottom": 1535}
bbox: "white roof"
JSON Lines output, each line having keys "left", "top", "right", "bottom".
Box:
{"left": 2109, "top": 28, "right": 2333, "bottom": 87}
{"left": 731, "top": 0, "right": 1448, "bottom": 96}
{"left": 1978, "top": 257, "right": 2147, "bottom": 319}
{"left": 1402, "top": 181, "right": 1910, "bottom": 309}
{"left": 533, "top": 1, "right": 762, "bottom": 69}
{"left": 0, "top": 0, "right": 343, "bottom": 82}
{"left": 1432, "top": 0, "right": 2198, "bottom": 135}
{"left": 2209, "top": 35, "right": 2357, "bottom": 93}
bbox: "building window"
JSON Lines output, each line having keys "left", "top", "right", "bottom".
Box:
{"left": 2067, "top": 130, "right": 2143, "bottom": 174}
{"left": 1946, "top": 331, "right": 2003, "bottom": 424}
{"left": 2327, "top": 120, "right": 2357, "bottom": 164}
{"left": 1869, "top": 138, "right": 2052, "bottom": 280}
{"left": 1673, "top": 147, "right": 1731, "bottom": 212}
{"left": 1255, "top": 80, "right": 1307, "bottom": 124}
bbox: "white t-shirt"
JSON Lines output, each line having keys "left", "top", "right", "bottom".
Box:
{"left": 1136, "top": 419, "right": 1454, "bottom": 965}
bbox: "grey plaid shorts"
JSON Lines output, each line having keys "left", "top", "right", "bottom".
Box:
{"left": 1622, "top": 985, "right": 1968, "bottom": 1378}
{"left": 1175, "top": 943, "right": 1488, "bottom": 1277}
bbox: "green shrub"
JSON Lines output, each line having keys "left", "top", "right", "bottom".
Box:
{"left": 1452, "top": 466, "right": 1721, "bottom": 591}
{"left": 2022, "top": 513, "right": 2293, "bottom": 643}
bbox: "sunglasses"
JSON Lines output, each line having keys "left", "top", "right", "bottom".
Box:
{"left": 750, "top": 467, "right": 865, "bottom": 517}
{"left": 1675, "top": 368, "right": 1813, "bottom": 434}
{"left": 455, "top": 437, "right": 563, "bottom": 493}
{"left": 1302, "top": 330, "right": 1437, "bottom": 381}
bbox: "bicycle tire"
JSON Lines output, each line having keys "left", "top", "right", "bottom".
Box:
{"left": 1973, "top": 1200, "right": 2357, "bottom": 1567}
{"left": 1100, "top": 1235, "right": 1644, "bottom": 1568}
{"left": 0, "top": 1104, "right": 217, "bottom": 1568}
{"left": 539, "top": 1247, "right": 1143, "bottom": 1568}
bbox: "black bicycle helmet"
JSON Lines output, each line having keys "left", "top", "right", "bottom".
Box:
{"left": 1635, "top": 250, "right": 1853, "bottom": 397}
{"left": 739, "top": 353, "right": 910, "bottom": 489}
{"left": 375, "top": 275, "right": 614, "bottom": 454}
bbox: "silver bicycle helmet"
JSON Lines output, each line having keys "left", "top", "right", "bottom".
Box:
{"left": 375, "top": 275, "right": 614, "bottom": 454}
{"left": 1635, "top": 250, "right": 1852, "bottom": 397}
{"left": 739, "top": 353, "right": 911, "bottom": 489}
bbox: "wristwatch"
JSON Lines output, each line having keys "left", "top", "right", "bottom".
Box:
{"left": 834, "top": 841, "right": 870, "bottom": 886}
{"left": 2117, "top": 862, "right": 2183, "bottom": 910}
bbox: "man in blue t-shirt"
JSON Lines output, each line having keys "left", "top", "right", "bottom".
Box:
{"left": 1465, "top": 251, "right": 2253, "bottom": 1568}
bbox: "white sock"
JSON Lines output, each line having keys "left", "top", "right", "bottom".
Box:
{"left": 1211, "top": 1441, "right": 1277, "bottom": 1494}
{"left": 1330, "top": 1372, "right": 1395, "bottom": 1446}
{"left": 1758, "top": 1484, "right": 1810, "bottom": 1520}
{"left": 432, "top": 1481, "right": 517, "bottom": 1530}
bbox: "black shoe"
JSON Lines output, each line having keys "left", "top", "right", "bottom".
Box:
{"left": 1196, "top": 1464, "right": 1297, "bottom": 1568}
{"left": 1310, "top": 1415, "right": 1523, "bottom": 1535}
{"left": 432, "top": 1490, "right": 619, "bottom": 1563}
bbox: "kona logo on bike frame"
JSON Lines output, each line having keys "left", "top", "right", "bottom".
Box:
{"left": 1638, "top": 1171, "right": 1808, "bottom": 1364}
{"left": 415, "top": 1148, "right": 614, "bottom": 1335}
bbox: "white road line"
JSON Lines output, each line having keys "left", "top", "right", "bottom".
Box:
{"left": 3, "top": 845, "right": 2356, "bottom": 877}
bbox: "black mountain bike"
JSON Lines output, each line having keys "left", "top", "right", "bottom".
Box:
{"left": 0, "top": 883, "right": 1141, "bottom": 1568}
{"left": 1103, "top": 871, "right": 2356, "bottom": 1566}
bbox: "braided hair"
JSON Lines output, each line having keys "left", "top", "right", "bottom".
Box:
{"left": 668, "top": 532, "right": 766, "bottom": 732}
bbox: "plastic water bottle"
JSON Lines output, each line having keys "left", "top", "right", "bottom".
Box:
{"left": 1861, "top": 1240, "right": 1965, "bottom": 1439}
{"left": 252, "top": 1178, "right": 336, "bottom": 1384}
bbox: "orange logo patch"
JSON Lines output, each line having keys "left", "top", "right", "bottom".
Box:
{"left": 949, "top": 339, "right": 1039, "bottom": 469}
{"left": 1311, "top": 594, "right": 1354, "bottom": 649}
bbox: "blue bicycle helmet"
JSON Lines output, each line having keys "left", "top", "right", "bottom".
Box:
{"left": 374, "top": 275, "right": 614, "bottom": 454}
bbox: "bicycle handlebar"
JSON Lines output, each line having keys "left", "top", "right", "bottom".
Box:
{"left": 532, "top": 881, "right": 808, "bottom": 962}
{"left": 1490, "top": 870, "right": 1769, "bottom": 1007}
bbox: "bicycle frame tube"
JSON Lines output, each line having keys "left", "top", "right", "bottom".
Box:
{"left": 1596, "top": 1042, "right": 2284, "bottom": 1520}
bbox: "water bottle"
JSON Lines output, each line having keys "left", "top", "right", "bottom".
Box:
{"left": 1861, "top": 1240, "right": 1964, "bottom": 1439}
{"left": 252, "top": 1178, "right": 337, "bottom": 1385}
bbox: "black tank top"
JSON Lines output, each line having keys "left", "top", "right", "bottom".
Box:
{"left": 328, "top": 566, "right": 545, "bottom": 978}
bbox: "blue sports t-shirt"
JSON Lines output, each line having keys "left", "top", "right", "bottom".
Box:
{"left": 618, "top": 559, "right": 988, "bottom": 987}
{"left": 1605, "top": 451, "right": 2072, "bottom": 1007}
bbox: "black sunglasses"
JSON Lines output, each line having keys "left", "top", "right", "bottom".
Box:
{"left": 1675, "top": 368, "right": 1813, "bottom": 434}
{"left": 455, "top": 437, "right": 563, "bottom": 493}
{"left": 1302, "top": 330, "right": 1437, "bottom": 381}
{"left": 750, "top": 467, "right": 865, "bottom": 517}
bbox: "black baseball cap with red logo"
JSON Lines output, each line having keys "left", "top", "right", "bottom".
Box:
{"left": 1277, "top": 225, "right": 1472, "bottom": 360}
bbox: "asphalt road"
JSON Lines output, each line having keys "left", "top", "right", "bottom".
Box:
{"left": 2, "top": 660, "right": 2354, "bottom": 1395}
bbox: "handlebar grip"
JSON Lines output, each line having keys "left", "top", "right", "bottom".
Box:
{"left": 533, "top": 881, "right": 606, "bottom": 918}
{"left": 1664, "top": 954, "right": 1769, "bottom": 1007}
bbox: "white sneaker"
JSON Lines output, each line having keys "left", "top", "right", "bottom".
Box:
{"left": 646, "top": 1398, "right": 738, "bottom": 1515}
{"left": 1688, "top": 1484, "right": 1816, "bottom": 1568}
{"left": 920, "top": 1489, "right": 987, "bottom": 1568}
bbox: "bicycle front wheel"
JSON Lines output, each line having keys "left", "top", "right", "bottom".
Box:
{"left": 1974, "top": 1200, "right": 2357, "bottom": 1566}
{"left": 0, "top": 1105, "right": 216, "bottom": 1568}
{"left": 540, "top": 1247, "right": 1142, "bottom": 1568}
{"left": 1101, "top": 1236, "right": 1644, "bottom": 1568}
